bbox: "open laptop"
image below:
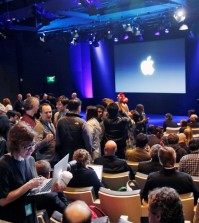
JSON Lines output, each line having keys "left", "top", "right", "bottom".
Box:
{"left": 87, "top": 164, "right": 103, "bottom": 182}
{"left": 28, "top": 154, "right": 69, "bottom": 196}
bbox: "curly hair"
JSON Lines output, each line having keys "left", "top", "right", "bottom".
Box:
{"left": 149, "top": 187, "right": 184, "bottom": 223}
{"left": 7, "top": 122, "right": 37, "bottom": 154}
{"left": 73, "top": 149, "right": 91, "bottom": 165}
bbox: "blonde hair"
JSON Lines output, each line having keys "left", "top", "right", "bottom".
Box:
{"left": 184, "top": 127, "right": 193, "bottom": 145}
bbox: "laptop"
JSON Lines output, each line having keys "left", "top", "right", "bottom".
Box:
{"left": 87, "top": 164, "right": 103, "bottom": 182}
{"left": 28, "top": 154, "right": 69, "bottom": 196}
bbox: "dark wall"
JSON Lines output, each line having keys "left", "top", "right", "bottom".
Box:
{"left": 0, "top": 36, "right": 19, "bottom": 104}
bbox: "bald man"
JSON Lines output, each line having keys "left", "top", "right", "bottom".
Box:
{"left": 62, "top": 200, "right": 92, "bottom": 223}
{"left": 94, "top": 140, "right": 135, "bottom": 179}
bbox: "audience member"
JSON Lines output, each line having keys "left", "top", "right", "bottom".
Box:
{"left": 35, "top": 160, "right": 69, "bottom": 213}
{"left": 54, "top": 97, "right": 69, "bottom": 127}
{"left": 96, "top": 104, "right": 105, "bottom": 123}
{"left": 148, "top": 187, "right": 184, "bottom": 223}
{"left": 0, "top": 115, "right": 10, "bottom": 157}
{"left": 40, "top": 93, "right": 51, "bottom": 105}
{"left": 187, "top": 109, "right": 199, "bottom": 123}
{"left": 103, "top": 102, "right": 130, "bottom": 159}
{"left": 163, "top": 113, "right": 178, "bottom": 131}
{"left": 34, "top": 103, "right": 59, "bottom": 167}
{"left": 179, "top": 138, "right": 199, "bottom": 176}
{"left": 184, "top": 127, "right": 193, "bottom": 145}
{"left": 138, "top": 144, "right": 163, "bottom": 174}
{"left": 179, "top": 119, "right": 188, "bottom": 133}
{"left": 21, "top": 96, "right": 40, "bottom": 128}
{"left": 62, "top": 200, "right": 92, "bottom": 223}
{"left": 0, "top": 122, "right": 40, "bottom": 222}
{"left": 188, "top": 114, "right": 199, "bottom": 128}
{"left": 86, "top": 106, "right": 102, "bottom": 159}
{"left": 94, "top": 140, "right": 135, "bottom": 179}
{"left": 125, "top": 133, "right": 151, "bottom": 162}
{"left": 147, "top": 125, "right": 161, "bottom": 147}
{"left": 167, "top": 134, "right": 187, "bottom": 162}
{"left": 67, "top": 149, "right": 102, "bottom": 198}
{"left": 115, "top": 92, "right": 129, "bottom": 114}
{"left": 134, "top": 104, "right": 148, "bottom": 135}
{"left": 6, "top": 110, "right": 18, "bottom": 126}
{"left": 14, "top": 94, "right": 24, "bottom": 115}
{"left": 178, "top": 133, "right": 190, "bottom": 153}
{"left": 142, "top": 146, "right": 199, "bottom": 203}
{"left": 2, "top": 98, "right": 13, "bottom": 112}
{"left": 0, "top": 103, "right": 6, "bottom": 115}
{"left": 0, "top": 122, "right": 68, "bottom": 222}
{"left": 56, "top": 99, "right": 92, "bottom": 160}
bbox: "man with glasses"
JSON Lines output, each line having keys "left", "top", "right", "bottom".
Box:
{"left": 34, "top": 103, "right": 59, "bottom": 167}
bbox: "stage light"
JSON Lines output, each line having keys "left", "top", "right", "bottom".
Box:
{"left": 107, "top": 30, "right": 113, "bottom": 39}
{"left": 123, "top": 33, "right": 129, "bottom": 40}
{"left": 39, "top": 32, "right": 45, "bottom": 42}
{"left": 114, "top": 37, "right": 119, "bottom": 42}
{"left": 154, "top": 31, "right": 160, "bottom": 36}
{"left": 123, "top": 23, "right": 133, "bottom": 33}
{"left": 92, "top": 40, "right": 99, "bottom": 47}
{"left": 174, "top": 8, "right": 186, "bottom": 23}
{"left": 71, "top": 29, "right": 79, "bottom": 38}
{"left": 164, "top": 28, "right": 170, "bottom": 33}
{"left": 179, "top": 24, "right": 188, "bottom": 30}
{"left": 71, "top": 37, "right": 78, "bottom": 45}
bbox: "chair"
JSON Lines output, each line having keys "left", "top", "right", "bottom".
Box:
{"left": 102, "top": 172, "right": 129, "bottom": 190}
{"left": 179, "top": 193, "right": 194, "bottom": 222}
{"left": 166, "top": 127, "right": 180, "bottom": 134}
{"left": 192, "top": 128, "right": 199, "bottom": 138}
{"left": 135, "top": 172, "right": 148, "bottom": 191}
{"left": 98, "top": 187, "right": 142, "bottom": 223}
{"left": 192, "top": 176, "right": 199, "bottom": 191}
{"left": 64, "top": 186, "right": 100, "bottom": 207}
{"left": 50, "top": 211, "right": 62, "bottom": 223}
{"left": 37, "top": 209, "right": 50, "bottom": 223}
{"left": 126, "top": 160, "right": 139, "bottom": 172}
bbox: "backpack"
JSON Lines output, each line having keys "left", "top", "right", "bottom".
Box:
{"left": 89, "top": 205, "right": 107, "bottom": 219}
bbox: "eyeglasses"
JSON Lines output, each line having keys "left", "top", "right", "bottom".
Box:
{"left": 22, "top": 142, "right": 36, "bottom": 151}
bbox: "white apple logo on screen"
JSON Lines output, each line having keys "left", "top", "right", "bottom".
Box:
{"left": 140, "top": 56, "right": 155, "bottom": 75}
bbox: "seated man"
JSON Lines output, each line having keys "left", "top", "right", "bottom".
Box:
{"left": 148, "top": 187, "right": 184, "bottom": 223}
{"left": 35, "top": 160, "right": 69, "bottom": 216}
{"left": 125, "top": 133, "right": 151, "bottom": 162}
{"left": 94, "top": 140, "right": 135, "bottom": 179}
{"left": 163, "top": 113, "right": 178, "bottom": 132}
{"left": 179, "top": 138, "right": 199, "bottom": 176}
{"left": 62, "top": 200, "right": 92, "bottom": 223}
{"left": 142, "top": 146, "right": 199, "bottom": 203}
{"left": 137, "top": 144, "right": 163, "bottom": 175}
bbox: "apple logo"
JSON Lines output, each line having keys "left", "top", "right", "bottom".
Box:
{"left": 140, "top": 56, "right": 155, "bottom": 75}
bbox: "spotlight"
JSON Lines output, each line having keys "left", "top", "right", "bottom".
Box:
{"left": 39, "top": 32, "right": 45, "bottom": 42}
{"left": 71, "top": 37, "right": 78, "bottom": 45}
{"left": 174, "top": 8, "right": 186, "bottom": 23}
{"left": 123, "top": 23, "right": 133, "bottom": 33}
{"left": 71, "top": 29, "right": 79, "bottom": 38}
{"left": 107, "top": 30, "right": 113, "bottom": 39}
{"left": 154, "top": 31, "right": 160, "bottom": 36}
{"left": 114, "top": 37, "right": 119, "bottom": 42}
{"left": 123, "top": 33, "right": 129, "bottom": 40}
{"left": 164, "top": 28, "right": 170, "bottom": 33}
{"left": 179, "top": 24, "right": 188, "bottom": 30}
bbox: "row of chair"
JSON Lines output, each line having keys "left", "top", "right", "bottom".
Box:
{"left": 63, "top": 186, "right": 195, "bottom": 223}
{"left": 164, "top": 127, "right": 199, "bottom": 137}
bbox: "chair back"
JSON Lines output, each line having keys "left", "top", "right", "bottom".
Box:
{"left": 126, "top": 161, "right": 139, "bottom": 172}
{"left": 179, "top": 193, "right": 194, "bottom": 222}
{"left": 192, "top": 176, "right": 199, "bottom": 191}
{"left": 192, "top": 128, "right": 199, "bottom": 138}
{"left": 166, "top": 127, "right": 180, "bottom": 134}
{"left": 64, "top": 186, "right": 98, "bottom": 206}
{"left": 135, "top": 172, "right": 148, "bottom": 191}
{"left": 99, "top": 188, "right": 142, "bottom": 223}
{"left": 102, "top": 172, "right": 129, "bottom": 190}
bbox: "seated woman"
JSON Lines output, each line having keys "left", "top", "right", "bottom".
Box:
{"left": 67, "top": 149, "right": 103, "bottom": 198}
{"left": 0, "top": 122, "right": 67, "bottom": 223}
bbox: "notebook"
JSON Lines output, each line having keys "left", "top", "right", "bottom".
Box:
{"left": 28, "top": 154, "right": 69, "bottom": 196}
{"left": 87, "top": 164, "right": 103, "bottom": 181}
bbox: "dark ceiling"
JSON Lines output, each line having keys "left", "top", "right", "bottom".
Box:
{"left": 0, "top": 0, "right": 199, "bottom": 39}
